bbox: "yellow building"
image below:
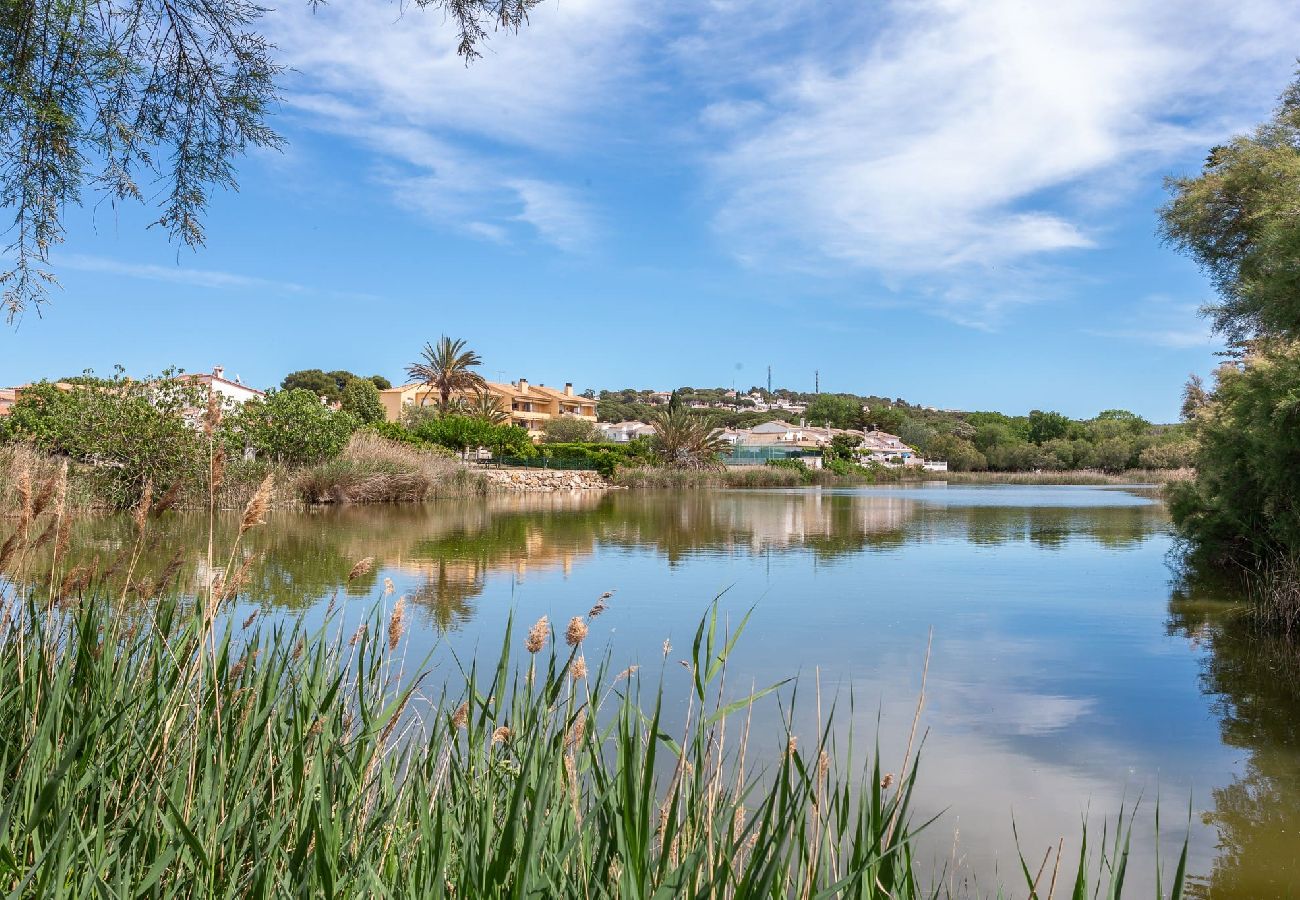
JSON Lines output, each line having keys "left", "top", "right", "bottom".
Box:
{"left": 379, "top": 378, "right": 598, "bottom": 438}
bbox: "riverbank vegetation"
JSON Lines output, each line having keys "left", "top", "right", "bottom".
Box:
{"left": 1159, "top": 71, "right": 1300, "bottom": 631}
{"left": 0, "top": 490, "right": 1190, "bottom": 896}
{"left": 0, "top": 370, "right": 484, "bottom": 512}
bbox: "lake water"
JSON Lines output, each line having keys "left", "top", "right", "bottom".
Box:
{"left": 51, "top": 484, "right": 1300, "bottom": 896}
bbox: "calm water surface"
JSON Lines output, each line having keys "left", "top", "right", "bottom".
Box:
{"left": 58, "top": 485, "right": 1300, "bottom": 896}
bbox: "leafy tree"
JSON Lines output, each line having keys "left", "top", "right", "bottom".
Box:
{"left": 805, "top": 394, "right": 862, "bottom": 429}
{"left": 862, "top": 406, "right": 904, "bottom": 434}
{"left": 542, "top": 417, "right": 600, "bottom": 443}
{"left": 1027, "top": 410, "right": 1070, "bottom": 444}
{"left": 1160, "top": 74, "right": 1300, "bottom": 341}
{"left": 1, "top": 1, "right": 544, "bottom": 321}
{"left": 413, "top": 415, "right": 530, "bottom": 458}
{"left": 340, "top": 378, "right": 385, "bottom": 425}
{"left": 406, "top": 337, "right": 486, "bottom": 411}
{"left": 232, "top": 389, "right": 357, "bottom": 466}
{"left": 829, "top": 433, "right": 863, "bottom": 461}
{"left": 281, "top": 370, "right": 390, "bottom": 403}
{"left": 0, "top": 369, "right": 207, "bottom": 507}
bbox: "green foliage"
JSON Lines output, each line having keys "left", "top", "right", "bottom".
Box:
{"left": 231, "top": 389, "right": 358, "bottom": 467}
{"left": 805, "top": 393, "right": 862, "bottom": 429}
{"left": 0, "top": 587, "right": 937, "bottom": 897}
{"left": 829, "top": 432, "right": 863, "bottom": 460}
{"left": 1160, "top": 73, "right": 1300, "bottom": 341}
{"left": 1170, "top": 342, "right": 1300, "bottom": 565}
{"left": 1027, "top": 410, "right": 1071, "bottom": 444}
{"left": 533, "top": 442, "right": 651, "bottom": 477}
{"left": 281, "top": 370, "right": 391, "bottom": 404}
{"left": 649, "top": 405, "right": 729, "bottom": 469}
{"left": 413, "top": 414, "right": 532, "bottom": 458}
{"left": 862, "top": 405, "right": 904, "bottom": 434}
{"left": 0, "top": 370, "right": 207, "bottom": 508}
{"left": 541, "top": 416, "right": 601, "bottom": 443}
{"left": 339, "top": 377, "right": 385, "bottom": 424}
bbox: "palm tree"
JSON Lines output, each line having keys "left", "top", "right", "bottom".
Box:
{"left": 406, "top": 336, "right": 487, "bottom": 411}
{"left": 649, "top": 405, "right": 730, "bottom": 469}
{"left": 466, "top": 389, "right": 508, "bottom": 425}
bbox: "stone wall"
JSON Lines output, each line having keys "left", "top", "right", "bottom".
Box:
{"left": 478, "top": 468, "right": 611, "bottom": 492}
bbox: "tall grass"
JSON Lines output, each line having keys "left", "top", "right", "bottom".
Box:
{"left": 930, "top": 469, "right": 1193, "bottom": 486}
{"left": 0, "top": 465, "right": 1192, "bottom": 897}
{"left": 0, "top": 583, "right": 936, "bottom": 896}
{"left": 294, "top": 432, "right": 487, "bottom": 504}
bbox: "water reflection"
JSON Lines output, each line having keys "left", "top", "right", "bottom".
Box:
{"left": 24, "top": 484, "right": 1300, "bottom": 896}
{"left": 37, "top": 486, "right": 1166, "bottom": 620}
{"left": 1168, "top": 583, "right": 1300, "bottom": 898}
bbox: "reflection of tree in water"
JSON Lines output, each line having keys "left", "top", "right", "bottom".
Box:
{"left": 1168, "top": 580, "right": 1300, "bottom": 899}
{"left": 409, "top": 559, "right": 484, "bottom": 631}
{"left": 35, "top": 489, "right": 1166, "bottom": 623}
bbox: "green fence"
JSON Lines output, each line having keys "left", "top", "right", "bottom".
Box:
{"left": 722, "top": 447, "right": 823, "bottom": 466}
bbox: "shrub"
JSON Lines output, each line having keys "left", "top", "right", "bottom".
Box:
{"left": 231, "top": 389, "right": 359, "bottom": 467}
{"left": 294, "top": 432, "right": 483, "bottom": 503}
{"left": 0, "top": 371, "right": 208, "bottom": 508}
{"left": 541, "top": 417, "right": 600, "bottom": 443}
{"left": 339, "top": 378, "right": 385, "bottom": 424}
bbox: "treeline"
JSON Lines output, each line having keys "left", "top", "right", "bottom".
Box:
{"left": 600, "top": 387, "right": 1193, "bottom": 473}
{"left": 1158, "top": 71, "right": 1300, "bottom": 628}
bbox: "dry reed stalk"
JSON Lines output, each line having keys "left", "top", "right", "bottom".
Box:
{"left": 152, "top": 481, "right": 183, "bottom": 518}
{"left": 239, "top": 475, "right": 273, "bottom": 536}
{"left": 347, "top": 557, "right": 374, "bottom": 581}
{"left": 450, "top": 701, "right": 469, "bottom": 730}
{"left": 242, "top": 610, "right": 258, "bottom": 629}
{"left": 884, "top": 626, "right": 932, "bottom": 848}
{"left": 349, "top": 624, "right": 367, "bottom": 646}
{"left": 491, "top": 726, "right": 512, "bottom": 744}
{"left": 383, "top": 577, "right": 395, "bottom": 597}
{"left": 387, "top": 596, "right": 406, "bottom": 651}
{"left": 16, "top": 459, "right": 32, "bottom": 534}
{"left": 0, "top": 533, "right": 19, "bottom": 573}
{"left": 30, "top": 472, "right": 57, "bottom": 520}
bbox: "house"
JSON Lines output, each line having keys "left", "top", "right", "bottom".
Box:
{"left": 857, "top": 429, "right": 920, "bottom": 465}
{"left": 736, "top": 420, "right": 830, "bottom": 449}
{"left": 380, "top": 378, "right": 598, "bottom": 439}
{"left": 0, "top": 388, "right": 14, "bottom": 417}
{"left": 173, "top": 366, "right": 265, "bottom": 407}
{"left": 598, "top": 421, "right": 657, "bottom": 443}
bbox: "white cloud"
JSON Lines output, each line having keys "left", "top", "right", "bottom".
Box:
{"left": 269, "top": 0, "right": 645, "bottom": 252}
{"left": 699, "top": 0, "right": 1300, "bottom": 324}
{"left": 58, "top": 254, "right": 379, "bottom": 302}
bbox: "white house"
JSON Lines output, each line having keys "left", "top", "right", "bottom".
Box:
{"left": 174, "top": 366, "right": 264, "bottom": 407}
{"left": 598, "top": 421, "right": 657, "bottom": 443}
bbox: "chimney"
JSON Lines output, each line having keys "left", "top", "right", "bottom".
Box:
{"left": 518, "top": 378, "right": 529, "bottom": 394}
{"left": 213, "top": 365, "right": 224, "bottom": 380}
{"left": 564, "top": 382, "right": 574, "bottom": 396}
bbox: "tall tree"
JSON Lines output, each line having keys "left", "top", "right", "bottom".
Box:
{"left": 0, "top": 0, "right": 544, "bottom": 322}
{"left": 406, "top": 336, "right": 487, "bottom": 411}
{"left": 1161, "top": 71, "right": 1300, "bottom": 574}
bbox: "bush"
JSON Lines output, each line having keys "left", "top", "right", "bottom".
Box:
{"left": 231, "top": 389, "right": 359, "bottom": 467}
{"left": 294, "top": 432, "right": 484, "bottom": 503}
{"left": 413, "top": 415, "right": 533, "bottom": 458}
{"left": 0, "top": 371, "right": 208, "bottom": 508}
{"left": 541, "top": 417, "right": 601, "bottom": 443}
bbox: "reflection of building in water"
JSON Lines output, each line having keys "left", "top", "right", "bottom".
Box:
{"left": 707, "top": 493, "right": 916, "bottom": 553}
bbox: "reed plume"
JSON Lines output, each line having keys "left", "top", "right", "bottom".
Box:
{"left": 239, "top": 475, "right": 274, "bottom": 535}
{"left": 565, "top": 616, "right": 588, "bottom": 647}
{"left": 387, "top": 596, "right": 406, "bottom": 650}
{"left": 525, "top": 616, "right": 548, "bottom": 654}
{"left": 347, "top": 557, "right": 374, "bottom": 582}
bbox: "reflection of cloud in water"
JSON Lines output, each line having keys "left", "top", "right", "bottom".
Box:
{"left": 936, "top": 683, "right": 1096, "bottom": 736}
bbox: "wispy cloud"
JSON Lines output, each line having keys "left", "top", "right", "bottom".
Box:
{"left": 1087, "top": 295, "right": 1218, "bottom": 349}
{"left": 268, "top": 0, "right": 642, "bottom": 252}
{"left": 59, "top": 254, "right": 379, "bottom": 302}
{"left": 695, "top": 0, "right": 1300, "bottom": 325}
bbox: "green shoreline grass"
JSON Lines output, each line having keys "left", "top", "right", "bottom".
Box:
{"left": 0, "top": 467, "right": 1193, "bottom": 897}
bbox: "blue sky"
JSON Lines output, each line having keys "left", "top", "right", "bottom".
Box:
{"left": 4, "top": 0, "right": 1300, "bottom": 421}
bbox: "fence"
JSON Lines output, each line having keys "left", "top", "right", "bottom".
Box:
{"left": 722, "top": 446, "right": 824, "bottom": 467}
